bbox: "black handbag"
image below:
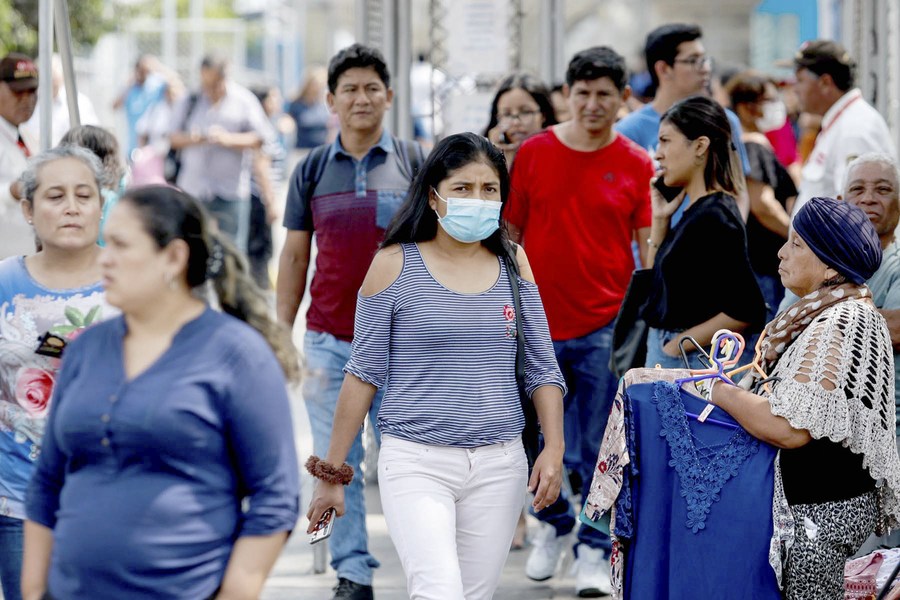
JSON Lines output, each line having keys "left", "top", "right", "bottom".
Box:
{"left": 609, "top": 268, "right": 654, "bottom": 379}
{"left": 503, "top": 248, "right": 541, "bottom": 472}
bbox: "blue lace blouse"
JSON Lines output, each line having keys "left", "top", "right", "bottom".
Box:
{"left": 620, "top": 380, "right": 780, "bottom": 599}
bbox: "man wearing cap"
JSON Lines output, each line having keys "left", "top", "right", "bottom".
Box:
{"left": 791, "top": 40, "right": 896, "bottom": 217}
{"left": 0, "top": 53, "right": 38, "bottom": 259}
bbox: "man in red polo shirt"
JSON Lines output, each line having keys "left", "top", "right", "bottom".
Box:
{"left": 505, "top": 46, "right": 652, "bottom": 598}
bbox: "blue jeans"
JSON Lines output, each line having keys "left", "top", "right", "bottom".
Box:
{"left": 532, "top": 324, "right": 616, "bottom": 555}
{"left": 755, "top": 272, "right": 785, "bottom": 323}
{"left": 645, "top": 327, "right": 756, "bottom": 374}
{"left": 645, "top": 327, "right": 709, "bottom": 370}
{"left": 0, "top": 515, "right": 23, "bottom": 600}
{"left": 206, "top": 195, "right": 251, "bottom": 256}
{"left": 303, "top": 330, "right": 382, "bottom": 585}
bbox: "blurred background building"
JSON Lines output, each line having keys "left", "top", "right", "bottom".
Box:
{"left": 2, "top": 0, "right": 898, "bottom": 153}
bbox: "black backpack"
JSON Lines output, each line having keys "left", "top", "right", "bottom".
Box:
{"left": 164, "top": 93, "right": 200, "bottom": 184}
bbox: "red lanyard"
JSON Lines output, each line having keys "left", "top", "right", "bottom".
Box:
{"left": 17, "top": 134, "right": 30, "bottom": 158}
{"left": 820, "top": 93, "right": 861, "bottom": 136}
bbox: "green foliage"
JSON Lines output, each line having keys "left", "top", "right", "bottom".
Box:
{"left": 123, "top": 0, "right": 237, "bottom": 19}
{"left": 0, "top": 0, "right": 37, "bottom": 55}
{"left": 0, "top": 0, "right": 111, "bottom": 56}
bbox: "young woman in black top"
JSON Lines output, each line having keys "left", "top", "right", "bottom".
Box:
{"left": 643, "top": 95, "right": 765, "bottom": 369}
{"left": 727, "top": 71, "right": 798, "bottom": 321}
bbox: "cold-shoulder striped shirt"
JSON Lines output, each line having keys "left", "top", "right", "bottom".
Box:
{"left": 344, "top": 242, "right": 566, "bottom": 447}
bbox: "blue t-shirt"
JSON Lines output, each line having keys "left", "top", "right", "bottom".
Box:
{"left": 26, "top": 307, "right": 299, "bottom": 599}
{"left": 124, "top": 74, "right": 166, "bottom": 154}
{"left": 616, "top": 103, "right": 751, "bottom": 224}
{"left": 0, "top": 256, "right": 108, "bottom": 519}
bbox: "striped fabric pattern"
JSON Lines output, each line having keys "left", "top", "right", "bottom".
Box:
{"left": 344, "top": 242, "right": 566, "bottom": 448}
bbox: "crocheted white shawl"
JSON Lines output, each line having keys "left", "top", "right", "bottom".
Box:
{"left": 765, "top": 298, "right": 900, "bottom": 528}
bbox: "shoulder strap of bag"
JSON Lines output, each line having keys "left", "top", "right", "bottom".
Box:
{"left": 180, "top": 92, "right": 200, "bottom": 131}
{"left": 392, "top": 137, "right": 424, "bottom": 181}
{"left": 504, "top": 244, "right": 539, "bottom": 471}
{"left": 504, "top": 246, "right": 525, "bottom": 383}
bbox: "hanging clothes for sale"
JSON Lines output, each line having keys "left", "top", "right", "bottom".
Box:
{"left": 584, "top": 368, "right": 784, "bottom": 600}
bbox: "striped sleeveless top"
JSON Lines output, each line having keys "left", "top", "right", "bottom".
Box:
{"left": 344, "top": 242, "right": 565, "bottom": 447}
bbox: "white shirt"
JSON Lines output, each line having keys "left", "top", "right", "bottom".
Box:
{"left": 0, "top": 118, "right": 36, "bottom": 258}
{"left": 794, "top": 89, "right": 897, "bottom": 216}
{"left": 23, "top": 88, "right": 99, "bottom": 146}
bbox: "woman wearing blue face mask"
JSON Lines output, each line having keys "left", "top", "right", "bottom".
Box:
{"left": 305, "top": 132, "right": 566, "bottom": 599}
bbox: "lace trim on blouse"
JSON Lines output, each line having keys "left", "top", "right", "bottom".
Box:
{"left": 652, "top": 380, "right": 760, "bottom": 533}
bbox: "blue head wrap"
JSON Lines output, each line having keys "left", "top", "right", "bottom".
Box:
{"left": 792, "top": 196, "right": 882, "bottom": 284}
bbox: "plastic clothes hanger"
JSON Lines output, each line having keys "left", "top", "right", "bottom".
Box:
{"left": 725, "top": 333, "right": 773, "bottom": 394}
{"left": 678, "top": 336, "right": 713, "bottom": 370}
{"left": 675, "top": 330, "right": 745, "bottom": 428}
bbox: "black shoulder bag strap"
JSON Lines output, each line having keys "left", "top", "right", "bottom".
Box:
{"left": 503, "top": 244, "right": 540, "bottom": 472}
{"left": 392, "top": 137, "right": 424, "bottom": 181}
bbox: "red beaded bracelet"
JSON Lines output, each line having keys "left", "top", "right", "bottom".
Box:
{"left": 305, "top": 455, "right": 354, "bottom": 485}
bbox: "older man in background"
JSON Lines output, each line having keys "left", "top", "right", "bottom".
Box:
{"left": 0, "top": 53, "right": 38, "bottom": 259}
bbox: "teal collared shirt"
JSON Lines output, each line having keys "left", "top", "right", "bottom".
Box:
{"left": 867, "top": 239, "right": 900, "bottom": 436}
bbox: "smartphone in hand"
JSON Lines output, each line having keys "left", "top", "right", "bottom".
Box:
{"left": 309, "top": 508, "right": 336, "bottom": 545}
{"left": 653, "top": 177, "right": 684, "bottom": 203}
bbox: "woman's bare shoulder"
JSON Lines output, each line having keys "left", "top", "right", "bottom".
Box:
{"left": 360, "top": 245, "right": 404, "bottom": 297}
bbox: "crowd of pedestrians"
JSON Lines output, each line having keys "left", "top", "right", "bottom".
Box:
{"left": 0, "top": 16, "right": 900, "bottom": 600}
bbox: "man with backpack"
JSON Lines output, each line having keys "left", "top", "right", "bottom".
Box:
{"left": 276, "top": 44, "right": 423, "bottom": 600}
{"left": 169, "top": 53, "right": 275, "bottom": 254}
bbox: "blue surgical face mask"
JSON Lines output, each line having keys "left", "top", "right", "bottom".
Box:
{"left": 432, "top": 189, "right": 502, "bottom": 243}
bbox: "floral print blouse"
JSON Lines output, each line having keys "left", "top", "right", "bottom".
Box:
{"left": 0, "top": 255, "right": 110, "bottom": 519}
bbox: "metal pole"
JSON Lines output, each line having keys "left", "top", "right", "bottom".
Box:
{"left": 162, "top": 0, "right": 177, "bottom": 71}
{"left": 356, "top": 0, "right": 369, "bottom": 45}
{"left": 395, "top": 0, "right": 412, "bottom": 140}
{"left": 191, "top": 0, "right": 204, "bottom": 82}
{"left": 38, "top": 0, "right": 54, "bottom": 150}
{"left": 383, "top": 0, "right": 397, "bottom": 135}
{"left": 54, "top": 0, "right": 80, "bottom": 131}
{"left": 539, "top": 0, "right": 560, "bottom": 86}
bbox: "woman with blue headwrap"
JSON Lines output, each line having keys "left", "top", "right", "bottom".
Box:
{"left": 707, "top": 196, "right": 900, "bottom": 599}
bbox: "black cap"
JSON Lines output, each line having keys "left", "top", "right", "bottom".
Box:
{"left": 0, "top": 53, "right": 38, "bottom": 92}
{"left": 793, "top": 40, "right": 855, "bottom": 88}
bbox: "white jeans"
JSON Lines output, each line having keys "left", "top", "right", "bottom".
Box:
{"left": 378, "top": 435, "right": 529, "bottom": 600}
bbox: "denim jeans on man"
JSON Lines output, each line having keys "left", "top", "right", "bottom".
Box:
{"left": 532, "top": 324, "right": 616, "bottom": 555}
{"left": 206, "top": 195, "right": 251, "bottom": 256}
{"left": 303, "top": 330, "right": 383, "bottom": 585}
{"left": 0, "top": 514, "right": 23, "bottom": 600}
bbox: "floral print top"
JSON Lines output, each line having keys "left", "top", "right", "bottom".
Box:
{"left": 0, "top": 255, "right": 110, "bottom": 519}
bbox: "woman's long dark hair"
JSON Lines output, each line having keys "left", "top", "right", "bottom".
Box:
{"left": 661, "top": 95, "right": 737, "bottom": 195}
{"left": 482, "top": 73, "right": 557, "bottom": 137}
{"left": 119, "top": 185, "right": 299, "bottom": 381}
{"left": 382, "top": 132, "right": 511, "bottom": 256}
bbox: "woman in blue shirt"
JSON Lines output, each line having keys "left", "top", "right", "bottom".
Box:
{"left": 305, "top": 133, "right": 566, "bottom": 598}
{"left": 0, "top": 146, "right": 110, "bottom": 600}
{"left": 22, "top": 185, "right": 300, "bottom": 600}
